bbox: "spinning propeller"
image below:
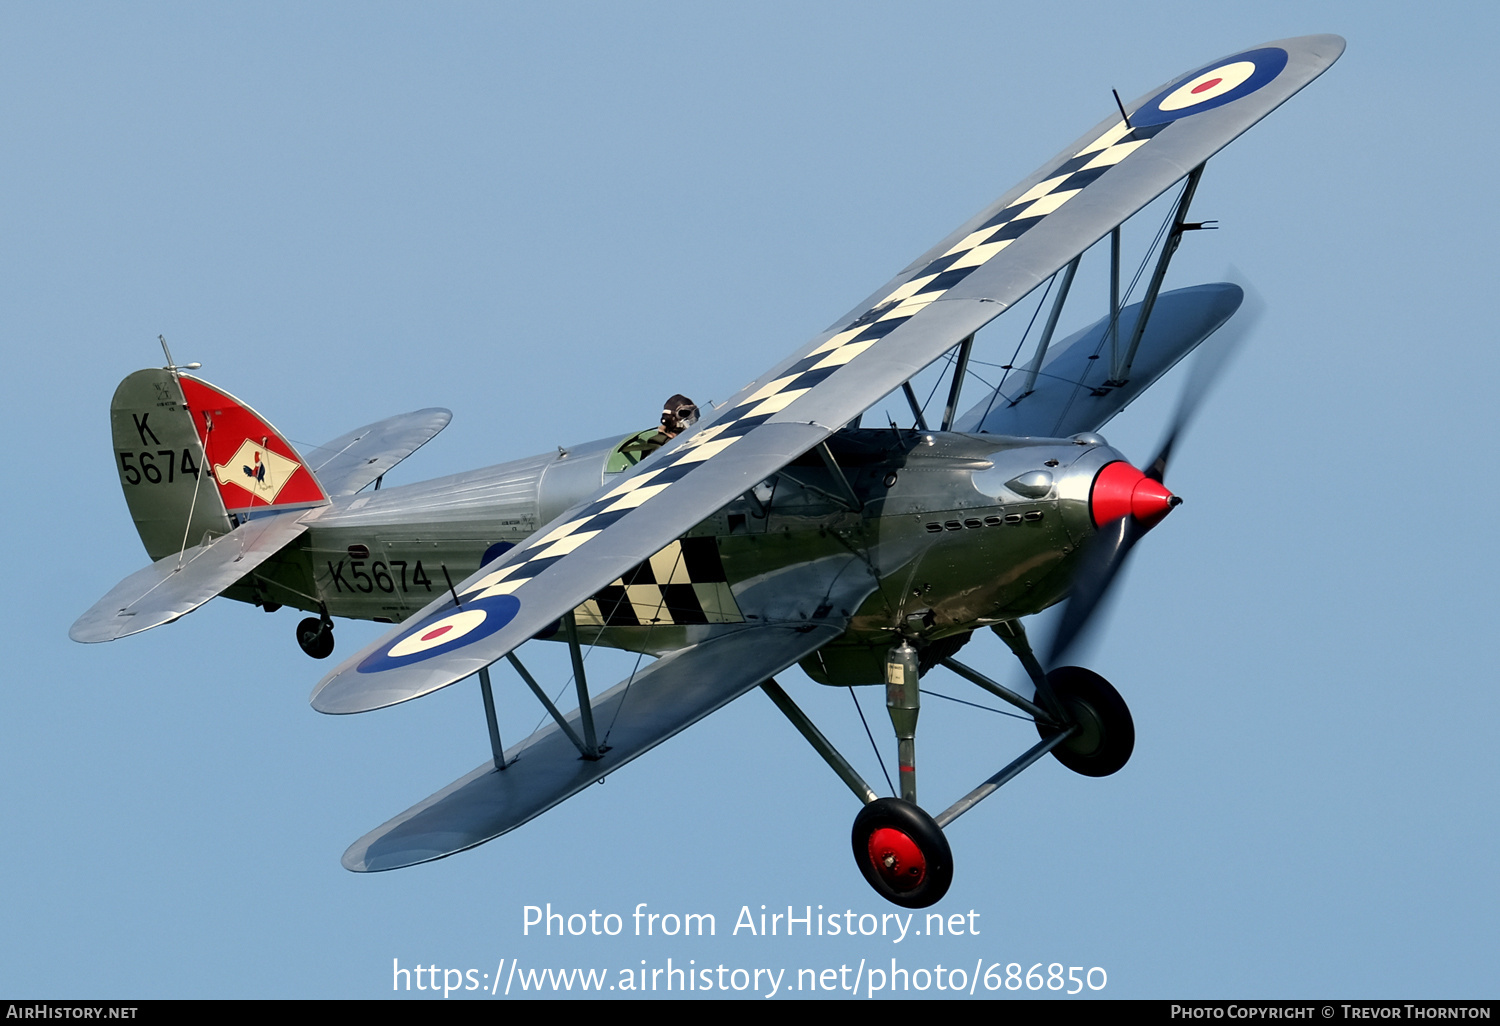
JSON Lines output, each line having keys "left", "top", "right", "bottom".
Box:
{"left": 1044, "top": 284, "right": 1263, "bottom": 669}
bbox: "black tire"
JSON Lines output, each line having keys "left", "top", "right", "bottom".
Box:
{"left": 296, "top": 617, "right": 335, "bottom": 660}
{"left": 1036, "top": 665, "right": 1133, "bottom": 777}
{"left": 851, "top": 798, "right": 953, "bottom": 909}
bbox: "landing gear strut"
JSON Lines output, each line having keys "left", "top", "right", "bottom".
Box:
{"left": 762, "top": 619, "right": 1135, "bottom": 908}
{"left": 296, "top": 615, "right": 334, "bottom": 659}
{"left": 760, "top": 678, "right": 953, "bottom": 907}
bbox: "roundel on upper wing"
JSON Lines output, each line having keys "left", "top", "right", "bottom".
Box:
{"left": 356, "top": 593, "right": 521, "bottom": 673}
{"left": 1130, "top": 47, "right": 1289, "bottom": 127}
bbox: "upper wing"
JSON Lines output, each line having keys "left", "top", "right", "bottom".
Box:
{"left": 311, "top": 35, "right": 1344, "bottom": 715}
{"left": 304, "top": 408, "right": 452, "bottom": 498}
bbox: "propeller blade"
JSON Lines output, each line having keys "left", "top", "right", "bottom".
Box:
{"left": 1045, "top": 513, "right": 1147, "bottom": 668}
{"left": 1047, "top": 277, "right": 1261, "bottom": 668}
{"left": 1145, "top": 275, "right": 1263, "bottom": 482}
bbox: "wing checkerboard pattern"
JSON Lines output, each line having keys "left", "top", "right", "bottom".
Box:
{"left": 314, "top": 35, "right": 1346, "bottom": 714}
{"left": 574, "top": 536, "right": 741, "bottom": 627}
{"left": 460, "top": 120, "right": 1168, "bottom": 607}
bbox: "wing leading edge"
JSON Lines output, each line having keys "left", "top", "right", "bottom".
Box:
{"left": 312, "top": 35, "right": 1344, "bottom": 716}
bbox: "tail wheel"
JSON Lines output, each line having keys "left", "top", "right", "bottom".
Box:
{"left": 852, "top": 798, "right": 953, "bottom": 908}
{"left": 1037, "top": 666, "right": 1133, "bottom": 777}
{"left": 296, "top": 617, "right": 335, "bottom": 660}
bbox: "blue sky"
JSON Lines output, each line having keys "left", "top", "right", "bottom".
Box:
{"left": 3, "top": 1, "right": 1496, "bottom": 1000}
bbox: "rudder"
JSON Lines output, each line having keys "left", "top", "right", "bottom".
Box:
{"left": 111, "top": 369, "right": 328, "bottom": 562}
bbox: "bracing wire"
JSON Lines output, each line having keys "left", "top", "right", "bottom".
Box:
{"left": 848, "top": 686, "right": 897, "bottom": 797}
{"left": 971, "top": 275, "right": 1058, "bottom": 427}
{"left": 921, "top": 688, "right": 1034, "bottom": 722}
{"left": 1050, "top": 177, "right": 1192, "bottom": 434}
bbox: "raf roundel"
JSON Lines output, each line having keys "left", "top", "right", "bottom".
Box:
{"left": 356, "top": 594, "right": 521, "bottom": 673}
{"left": 1130, "top": 47, "right": 1289, "bottom": 127}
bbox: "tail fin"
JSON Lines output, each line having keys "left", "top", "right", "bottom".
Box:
{"left": 111, "top": 369, "right": 328, "bottom": 561}
{"left": 176, "top": 374, "right": 329, "bottom": 514}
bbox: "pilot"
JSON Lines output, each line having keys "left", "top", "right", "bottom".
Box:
{"left": 619, "top": 394, "right": 701, "bottom": 460}
{"left": 657, "top": 394, "right": 700, "bottom": 440}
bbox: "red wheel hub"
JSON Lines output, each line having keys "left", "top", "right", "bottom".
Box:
{"left": 867, "top": 827, "right": 927, "bottom": 891}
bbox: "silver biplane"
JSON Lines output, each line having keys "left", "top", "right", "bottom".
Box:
{"left": 74, "top": 36, "right": 1343, "bottom": 907}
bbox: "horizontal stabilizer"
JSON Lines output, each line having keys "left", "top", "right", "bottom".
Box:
{"left": 953, "top": 282, "right": 1243, "bottom": 437}
{"left": 70, "top": 510, "right": 314, "bottom": 643}
{"left": 342, "top": 623, "right": 841, "bottom": 872}
{"left": 306, "top": 408, "right": 453, "bottom": 498}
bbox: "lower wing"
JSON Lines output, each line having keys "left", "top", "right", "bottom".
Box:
{"left": 342, "top": 622, "right": 842, "bottom": 871}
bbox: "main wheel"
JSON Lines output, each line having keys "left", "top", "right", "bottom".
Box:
{"left": 296, "top": 617, "right": 335, "bottom": 659}
{"left": 851, "top": 798, "right": 953, "bottom": 908}
{"left": 1036, "top": 665, "right": 1133, "bottom": 776}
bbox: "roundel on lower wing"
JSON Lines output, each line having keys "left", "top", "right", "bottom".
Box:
{"left": 356, "top": 594, "right": 521, "bottom": 673}
{"left": 1130, "top": 47, "right": 1289, "bottom": 127}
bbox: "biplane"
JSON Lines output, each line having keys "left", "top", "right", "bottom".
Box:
{"left": 73, "top": 36, "right": 1343, "bottom": 907}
